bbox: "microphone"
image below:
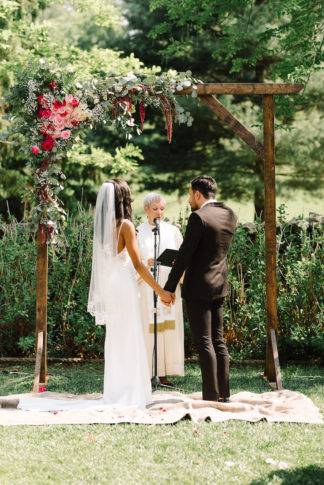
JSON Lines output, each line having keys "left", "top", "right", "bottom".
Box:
{"left": 153, "top": 217, "right": 160, "bottom": 234}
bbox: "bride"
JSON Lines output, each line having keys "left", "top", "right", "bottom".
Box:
{"left": 18, "top": 180, "right": 174, "bottom": 412}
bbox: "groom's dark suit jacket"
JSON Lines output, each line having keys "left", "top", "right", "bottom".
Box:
{"left": 164, "top": 202, "right": 236, "bottom": 300}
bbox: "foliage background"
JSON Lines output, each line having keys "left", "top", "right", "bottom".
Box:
{"left": 0, "top": 0, "right": 323, "bottom": 220}
{"left": 1, "top": 209, "right": 323, "bottom": 361}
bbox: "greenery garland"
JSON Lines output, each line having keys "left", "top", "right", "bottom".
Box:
{"left": 7, "top": 60, "right": 199, "bottom": 244}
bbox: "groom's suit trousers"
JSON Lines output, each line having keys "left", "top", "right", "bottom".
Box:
{"left": 185, "top": 297, "right": 229, "bottom": 401}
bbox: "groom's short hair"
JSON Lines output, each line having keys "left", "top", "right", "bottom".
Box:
{"left": 191, "top": 175, "right": 217, "bottom": 199}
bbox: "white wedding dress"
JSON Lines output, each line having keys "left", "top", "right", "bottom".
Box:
{"left": 18, "top": 190, "right": 153, "bottom": 411}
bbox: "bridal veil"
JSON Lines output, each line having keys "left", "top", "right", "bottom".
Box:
{"left": 87, "top": 182, "right": 118, "bottom": 326}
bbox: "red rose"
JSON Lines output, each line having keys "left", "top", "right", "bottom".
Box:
{"left": 38, "top": 95, "right": 45, "bottom": 106}
{"left": 72, "top": 120, "right": 79, "bottom": 126}
{"left": 49, "top": 80, "right": 57, "bottom": 91}
{"left": 53, "top": 100, "right": 62, "bottom": 110}
{"left": 59, "top": 111, "right": 67, "bottom": 117}
{"left": 31, "top": 146, "right": 40, "bottom": 154}
{"left": 53, "top": 99, "right": 66, "bottom": 110}
{"left": 46, "top": 134, "right": 54, "bottom": 140}
{"left": 42, "top": 109, "right": 51, "bottom": 119}
{"left": 71, "top": 97, "right": 79, "bottom": 107}
{"left": 38, "top": 109, "right": 45, "bottom": 119}
{"left": 41, "top": 139, "right": 54, "bottom": 151}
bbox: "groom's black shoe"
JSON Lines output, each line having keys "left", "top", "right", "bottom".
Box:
{"left": 217, "top": 397, "right": 230, "bottom": 403}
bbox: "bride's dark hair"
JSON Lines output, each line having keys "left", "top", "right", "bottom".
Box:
{"left": 105, "top": 178, "right": 133, "bottom": 221}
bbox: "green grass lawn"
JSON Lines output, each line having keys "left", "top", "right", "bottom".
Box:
{"left": 132, "top": 188, "right": 324, "bottom": 224}
{"left": 0, "top": 363, "right": 323, "bottom": 485}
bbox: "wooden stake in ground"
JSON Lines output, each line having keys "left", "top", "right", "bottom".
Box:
{"left": 262, "top": 94, "right": 280, "bottom": 386}
{"left": 35, "top": 228, "right": 48, "bottom": 386}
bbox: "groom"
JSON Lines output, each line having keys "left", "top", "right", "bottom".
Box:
{"left": 164, "top": 175, "right": 236, "bottom": 401}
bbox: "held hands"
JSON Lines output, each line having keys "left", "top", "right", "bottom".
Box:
{"left": 160, "top": 290, "right": 176, "bottom": 307}
{"left": 147, "top": 258, "right": 155, "bottom": 267}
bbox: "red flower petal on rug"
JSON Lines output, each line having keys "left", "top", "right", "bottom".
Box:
{"left": 194, "top": 429, "right": 198, "bottom": 435}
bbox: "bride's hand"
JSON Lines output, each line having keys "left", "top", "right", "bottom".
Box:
{"left": 160, "top": 290, "right": 175, "bottom": 307}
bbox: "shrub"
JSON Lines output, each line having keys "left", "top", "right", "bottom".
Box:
{"left": 0, "top": 206, "right": 323, "bottom": 361}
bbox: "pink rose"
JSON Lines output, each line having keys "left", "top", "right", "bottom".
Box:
{"left": 61, "top": 130, "right": 71, "bottom": 139}
{"left": 65, "top": 105, "right": 74, "bottom": 114}
{"left": 64, "top": 119, "right": 73, "bottom": 128}
{"left": 53, "top": 117, "right": 65, "bottom": 130}
{"left": 31, "top": 145, "right": 40, "bottom": 154}
{"left": 65, "top": 94, "right": 74, "bottom": 103}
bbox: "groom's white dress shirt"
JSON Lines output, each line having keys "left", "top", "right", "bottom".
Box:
{"left": 200, "top": 199, "right": 217, "bottom": 209}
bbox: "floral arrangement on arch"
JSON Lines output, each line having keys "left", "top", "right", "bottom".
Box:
{"left": 7, "top": 60, "right": 199, "bottom": 244}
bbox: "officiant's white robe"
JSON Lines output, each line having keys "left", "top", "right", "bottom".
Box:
{"left": 137, "top": 220, "right": 184, "bottom": 377}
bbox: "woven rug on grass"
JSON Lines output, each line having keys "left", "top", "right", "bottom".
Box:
{"left": 0, "top": 389, "right": 322, "bottom": 426}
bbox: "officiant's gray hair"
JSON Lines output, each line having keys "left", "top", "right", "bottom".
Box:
{"left": 143, "top": 192, "right": 166, "bottom": 208}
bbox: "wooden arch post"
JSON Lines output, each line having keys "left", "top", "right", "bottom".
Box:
{"left": 34, "top": 82, "right": 303, "bottom": 391}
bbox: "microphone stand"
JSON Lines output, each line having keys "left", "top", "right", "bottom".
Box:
{"left": 151, "top": 220, "right": 174, "bottom": 391}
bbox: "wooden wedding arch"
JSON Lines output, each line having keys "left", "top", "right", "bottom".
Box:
{"left": 34, "top": 81, "right": 303, "bottom": 392}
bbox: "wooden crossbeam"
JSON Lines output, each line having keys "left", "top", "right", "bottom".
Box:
{"left": 179, "top": 83, "right": 304, "bottom": 95}
{"left": 198, "top": 95, "right": 265, "bottom": 160}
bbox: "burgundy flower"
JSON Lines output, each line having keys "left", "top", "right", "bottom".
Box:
{"left": 49, "top": 80, "right": 57, "bottom": 91}
{"left": 41, "top": 139, "right": 54, "bottom": 151}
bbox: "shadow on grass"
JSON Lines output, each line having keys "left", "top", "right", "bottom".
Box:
{"left": 250, "top": 465, "right": 324, "bottom": 485}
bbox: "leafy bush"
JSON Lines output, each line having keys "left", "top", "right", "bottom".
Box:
{"left": 0, "top": 207, "right": 323, "bottom": 361}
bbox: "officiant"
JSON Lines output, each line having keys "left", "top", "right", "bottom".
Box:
{"left": 137, "top": 193, "right": 184, "bottom": 385}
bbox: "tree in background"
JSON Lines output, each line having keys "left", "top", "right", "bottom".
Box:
{"left": 0, "top": 0, "right": 154, "bottom": 219}
{"left": 0, "top": 1, "right": 323, "bottom": 220}
{"left": 109, "top": 0, "right": 324, "bottom": 216}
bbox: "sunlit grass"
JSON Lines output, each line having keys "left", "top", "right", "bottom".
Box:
{"left": 0, "top": 363, "right": 323, "bottom": 485}
{"left": 131, "top": 188, "right": 324, "bottom": 224}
